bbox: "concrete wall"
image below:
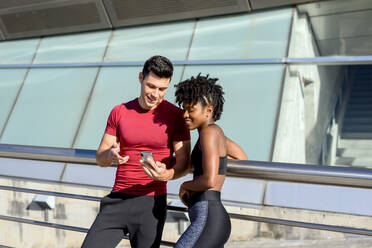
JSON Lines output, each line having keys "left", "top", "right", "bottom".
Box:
{"left": 273, "top": 10, "right": 345, "bottom": 165}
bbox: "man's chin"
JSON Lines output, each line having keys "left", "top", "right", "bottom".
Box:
{"left": 145, "top": 100, "right": 160, "bottom": 109}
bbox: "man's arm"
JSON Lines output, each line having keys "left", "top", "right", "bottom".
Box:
{"left": 141, "top": 140, "right": 190, "bottom": 181}
{"left": 169, "top": 140, "right": 191, "bottom": 179}
{"left": 226, "top": 136, "right": 248, "bottom": 160}
{"left": 96, "top": 133, "right": 129, "bottom": 167}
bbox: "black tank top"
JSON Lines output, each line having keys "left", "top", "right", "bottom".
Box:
{"left": 191, "top": 138, "right": 227, "bottom": 177}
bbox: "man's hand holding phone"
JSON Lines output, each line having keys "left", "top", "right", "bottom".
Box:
{"left": 140, "top": 151, "right": 170, "bottom": 182}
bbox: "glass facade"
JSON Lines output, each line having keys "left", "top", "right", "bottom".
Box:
{"left": 0, "top": 69, "right": 27, "bottom": 133}
{"left": 182, "top": 65, "right": 284, "bottom": 160}
{"left": 1, "top": 68, "right": 98, "bottom": 147}
{"left": 0, "top": 8, "right": 293, "bottom": 163}
{"left": 0, "top": 38, "right": 39, "bottom": 64}
{"left": 105, "top": 21, "right": 194, "bottom": 61}
{"left": 34, "top": 30, "right": 111, "bottom": 63}
{"left": 189, "top": 8, "right": 292, "bottom": 59}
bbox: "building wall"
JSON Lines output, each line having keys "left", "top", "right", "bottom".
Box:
{"left": 273, "top": 10, "right": 344, "bottom": 164}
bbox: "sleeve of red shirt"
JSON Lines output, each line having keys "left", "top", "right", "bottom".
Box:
{"left": 105, "top": 105, "right": 121, "bottom": 137}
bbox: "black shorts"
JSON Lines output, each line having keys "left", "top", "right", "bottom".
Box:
{"left": 81, "top": 191, "right": 167, "bottom": 248}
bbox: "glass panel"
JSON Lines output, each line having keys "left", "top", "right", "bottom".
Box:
{"left": 34, "top": 30, "right": 112, "bottom": 63}
{"left": 0, "top": 69, "right": 27, "bottom": 133}
{"left": 181, "top": 65, "right": 284, "bottom": 161}
{"left": 0, "top": 68, "right": 98, "bottom": 148}
{"left": 61, "top": 164, "right": 116, "bottom": 187}
{"left": 188, "top": 8, "right": 292, "bottom": 60}
{"left": 105, "top": 21, "right": 194, "bottom": 61}
{"left": 278, "top": 63, "right": 372, "bottom": 169}
{"left": 0, "top": 158, "right": 64, "bottom": 181}
{"left": 0, "top": 38, "right": 39, "bottom": 64}
{"left": 73, "top": 66, "right": 184, "bottom": 149}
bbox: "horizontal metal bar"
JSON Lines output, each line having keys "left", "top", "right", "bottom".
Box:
{"left": 1, "top": 56, "right": 372, "bottom": 68}
{"left": 1, "top": 207, "right": 371, "bottom": 239}
{"left": 0, "top": 214, "right": 89, "bottom": 233}
{"left": 0, "top": 215, "right": 175, "bottom": 247}
{"left": 0, "top": 185, "right": 187, "bottom": 212}
{"left": 0, "top": 184, "right": 189, "bottom": 211}
{"left": 229, "top": 213, "right": 372, "bottom": 236}
{"left": 1, "top": 143, "right": 372, "bottom": 189}
{"left": 0, "top": 144, "right": 97, "bottom": 165}
{"left": 227, "top": 160, "right": 372, "bottom": 189}
{"left": 285, "top": 56, "right": 372, "bottom": 65}
{"left": 0, "top": 59, "right": 282, "bottom": 68}
{"left": 0, "top": 185, "right": 101, "bottom": 201}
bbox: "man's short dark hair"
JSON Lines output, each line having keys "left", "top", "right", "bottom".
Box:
{"left": 142, "top": 55, "right": 173, "bottom": 79}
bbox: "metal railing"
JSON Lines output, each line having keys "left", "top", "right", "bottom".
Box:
{"left": 2, "top": 143, "right": 372, "bottom": 189}
{"left": 1, "top": 56, "right": 372, "bottom": 69}
{"left": 1, "top": 144, "right": 372, "bottom": 246}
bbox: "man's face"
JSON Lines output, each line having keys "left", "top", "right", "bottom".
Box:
{"left": 138, "top": 71, "right": 170, "bottom": 110}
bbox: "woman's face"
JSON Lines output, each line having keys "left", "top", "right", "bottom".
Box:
{"left": 182, "top": 101, "right": 212, "bottom": 130}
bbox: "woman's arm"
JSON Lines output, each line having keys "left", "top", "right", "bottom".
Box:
{"left": 225, "top": 136, "right": 248, "bottom": 160}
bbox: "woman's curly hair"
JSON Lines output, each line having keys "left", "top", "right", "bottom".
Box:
{"left": 175, "top": 74, "right": 225, "bottom": 121}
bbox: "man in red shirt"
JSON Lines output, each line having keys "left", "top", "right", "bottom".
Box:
{"left": 81, "top": 55, "right": 190, "bottom": 248}
{"left": 81, "top": 55, "right": 248, "bottom": 248}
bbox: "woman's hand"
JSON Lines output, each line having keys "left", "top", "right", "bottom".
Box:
{"left": 179, "top": 184, "right": 192, "bottom": 207}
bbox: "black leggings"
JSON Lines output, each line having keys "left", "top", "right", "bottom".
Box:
{"left": 81, "top": 191, "right": 167, "bottom": 248}
{"left": 174, "top": 190, "right": 231, "bottom": 248}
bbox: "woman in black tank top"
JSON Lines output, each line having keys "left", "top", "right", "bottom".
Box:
{"left": 174, "top": 74, "right": 231, "bottom": 248}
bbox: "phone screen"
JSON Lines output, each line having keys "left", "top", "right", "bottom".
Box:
{"left": 140, "top": 151, "right": 154, "bottom": 163}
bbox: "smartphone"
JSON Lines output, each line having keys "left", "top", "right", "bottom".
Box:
{"left": 140, "top": 151, "right": 155, "bottom": 164}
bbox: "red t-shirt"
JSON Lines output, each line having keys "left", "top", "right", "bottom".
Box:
{"left": 105, "top": 98, "right": 190, "bottom": 195}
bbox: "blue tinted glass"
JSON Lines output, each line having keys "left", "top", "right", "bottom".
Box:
{"left": 0, "top": 68, "right": 98, "bottom": 148}
{"left": 0, "top": 38, "right": 39, "bottom": 64}
{"left": 189, "top": 8, "right": 292, "bottom": 59}
{"left": 73, "top": 66, "right": 184, "bottom": 149}
{"left": 105, "top": 21, "right": 194, "bottom": 61}
{"left": 34, "top": 30, "right": 112, "bottom": 63}
{"left": 0, "top": 69, "right": 27, "bottom": 133}
{"left": 182, "top": 65, "right": 284, "bottom": 161}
